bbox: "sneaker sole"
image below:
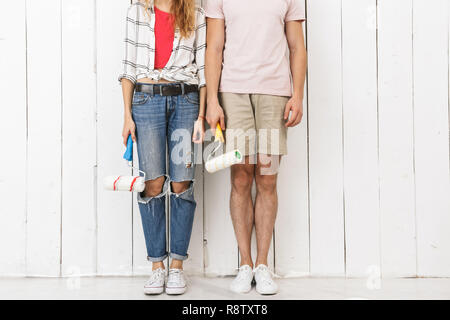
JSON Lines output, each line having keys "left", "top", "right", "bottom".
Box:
{"left": 166, "top": 286, "right": 187, "bottom": 295}
{"left": 144, "top": 286, "right": 164, "bottom": 295}
{"left": 230, "top": 285, "right": 252, "bottom": 294}
{"left": 257, "top": 290, "right": 278, "bottom": 295}
{"left": 255, "top": 287, "right": 278, "bottom": 295}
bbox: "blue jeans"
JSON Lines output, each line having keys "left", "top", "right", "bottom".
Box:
{"left": 132, "top": 83, "right": 199, "bottom": 262}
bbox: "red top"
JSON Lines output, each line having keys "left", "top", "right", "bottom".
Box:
{"left": 154, "top": 7, "right": 175, "bottom": 69}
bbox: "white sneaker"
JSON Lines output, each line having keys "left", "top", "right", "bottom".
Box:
{"left": 144, "top": 268, "right": 165, "bottom": 295}
{"left": 166, "top": 269, "right": 187, "bottom": 295}
{"left": 254, "top": 264, "right": 278, "bottom": 295}
{"left": 230, "top": 265, "right": 253, "bottom": 294}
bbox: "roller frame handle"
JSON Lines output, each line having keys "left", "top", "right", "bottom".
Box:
{"left": 123, "top": 135, "right": 133, "bottom": 162}
{"left": 215, "top": 124, "right": 225, "bottom": 143}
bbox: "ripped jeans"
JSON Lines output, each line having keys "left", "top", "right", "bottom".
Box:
{"left": 132, "top": 83, "right": 199, "bottom": 262}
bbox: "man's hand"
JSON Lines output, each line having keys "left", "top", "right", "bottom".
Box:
{"left": 206, "top": 99, "right": 226, "bottom": 133}
{"left": 284, "top": 96, "right": 303, "bottom": 127}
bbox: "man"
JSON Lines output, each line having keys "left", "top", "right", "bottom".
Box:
{"left": 205, "top": 0, "right": 307, "bottom": 295}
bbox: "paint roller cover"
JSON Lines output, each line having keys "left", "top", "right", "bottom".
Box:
{"left": 205, "top": 150, "right": 243, "bottom": 173}
{"left": 104, "top": 175, "right": 146, "bottom": 192}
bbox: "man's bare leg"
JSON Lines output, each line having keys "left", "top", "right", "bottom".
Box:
{"left": 230, "top": 156, "right": 255, "bottom": 268}
{"left": 254, "top": 154, "right": 280, "bottom": 267}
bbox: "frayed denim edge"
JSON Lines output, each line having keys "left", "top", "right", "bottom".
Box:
{"left": 137, "top": 174, "right": 170, "bottom": 204}
{"left": 169, "top": 179, "right": 195, "bottom": 199}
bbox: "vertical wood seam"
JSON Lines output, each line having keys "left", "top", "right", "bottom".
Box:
{"left": 59, "top": 0, "right": 64, "bottom": 277}
{"left": 448, "top": 0, "right": 450, "bottom": 190}
{"left": 24, "top": 0, "right": 30, "bottom": 276}
{"left": 375, "top": 0, "right": 383, "bottom": 278}
{"left": 305, "top": 0, "right": 312, "bottom": 276}
{"left": 411, "top": 0, "right": 418, "bottom": 278}
{"left": 93, "top": 0, "right": 99, "bottom": 276}
{"left": 340, "top": 0, "right": 347, "bottom": 277}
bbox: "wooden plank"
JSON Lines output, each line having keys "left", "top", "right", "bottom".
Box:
{"left": 183, "top": 163, "right": 205, "bottom": 275}
{"left": 96, "top": 0, "right": 133, "bottom": 275}
{"left": 275, "top": 112, "right": 309, "bottom": 277}
{"left": 377, "top": 0, "right": 416, "bottom": 277}
{"left": 60, "top": 0, "right": 97, "bottom": 277}
{"left": 25, "top": 0, "right": 62, "bottom": 276}
{"left": 131, "top": 149, "right": 151, "bottom": 275}
{"left": 341, "top": 0, "right": 381, "bottom": 277}
{"left": 413, "top": 0, "right": 450, "bottom": 277}
{"left": 307, "top": 0, "right": 345, "bottom": 276}
{"left": 0, "top": 0, "right": 27, "bottom": 276}
{"left": 275, "top": 109, "right": 309, "bottom": 277}
{"left": 204, "top": 166, "right": 239, "bottom": 276}
{"left": 275, "top": 18, "right": 309, "bottom": 278}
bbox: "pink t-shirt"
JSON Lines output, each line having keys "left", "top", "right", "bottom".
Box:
{"left": 205, "top": 0, "right": 305, "bottom": 97}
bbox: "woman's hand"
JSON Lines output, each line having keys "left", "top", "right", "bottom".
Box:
{"left": 192, "top": 118, "right": 205, "bottom": 144}
{"left": 122, "top": 116, "right": 136, "bottom": 146}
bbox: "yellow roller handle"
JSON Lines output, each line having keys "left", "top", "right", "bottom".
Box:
{"left": 215, "top": 123, "right": 225, "bottom": 143}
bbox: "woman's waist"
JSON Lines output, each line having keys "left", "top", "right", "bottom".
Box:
{"left": 134, "top": 81, "right": 198, "bottom": 96}
{"left": 136, "top": 69, "right": 199, "bottom": 85}
{"left": 137, "top": 77, "right": 174, "bottom": 85}
{"left": 137, "top": 68, "right": 172, "bottom": 84}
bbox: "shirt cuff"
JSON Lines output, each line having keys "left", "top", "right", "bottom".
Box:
{"left": 118, "top": 74, "right": 137, "bottom": 85}
{"left": 205, "top": 13, "right": 225, "bottom": 19}
{"left": 285, "top": 15, "right": 306, "bottom": 22}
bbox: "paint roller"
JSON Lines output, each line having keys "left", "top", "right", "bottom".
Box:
{"left": 103, "top": 135, "right": 146, "bottom": 192}
{"left": 205, "top": 124, "right": 243, "bottom": 173}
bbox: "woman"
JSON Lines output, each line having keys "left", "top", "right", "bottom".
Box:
{"left": 118, "top": 0, "right": 206, "bottom": 295}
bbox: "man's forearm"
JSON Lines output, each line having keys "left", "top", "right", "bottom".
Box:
{"left": 205, "top": 47, "right": 223, "bottom": 103}
{"left": 290, "top": 46, "right": 307, "bottom": 99}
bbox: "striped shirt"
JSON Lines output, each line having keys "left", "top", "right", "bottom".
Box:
{"left": 118, "top": 1, "right": 206, "bottom": 88}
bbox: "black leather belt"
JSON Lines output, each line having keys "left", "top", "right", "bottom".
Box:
{"left": 135, "top": 83, "right": 198, "bottom": 96}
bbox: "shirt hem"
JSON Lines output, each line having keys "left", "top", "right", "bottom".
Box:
{"left": 219, "top": 87, "right": 292, "bottom": 97}
{"left": 135, "top": 74, "right": 199, "bottom": 85}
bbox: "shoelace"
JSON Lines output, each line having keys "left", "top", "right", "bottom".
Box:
{"left": 147, "top": 269, "right": 164, "bottom": 286}
{"left": 169, "top": 269, "right": 185, "bottom": 284}
{"left": 234, "top": 266, "right": 252, "bottom": 282}
{"left": 253, "top": 265, "right": 279, "bottom": 284}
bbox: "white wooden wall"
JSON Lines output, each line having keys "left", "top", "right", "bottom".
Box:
{"left": 1, "top": 0, "right": 449, "bottom": 278}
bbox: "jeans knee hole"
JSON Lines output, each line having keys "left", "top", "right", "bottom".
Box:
{"left": 171, "top": 180, "right": 194, "bottom": 198}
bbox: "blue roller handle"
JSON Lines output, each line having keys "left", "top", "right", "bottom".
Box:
{"left": 123, "top": 135, "right": 133, "bottom": 161}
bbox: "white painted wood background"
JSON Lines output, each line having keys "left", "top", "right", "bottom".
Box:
{"left": 0, "top": 0, "right": 449, "bottom": 278}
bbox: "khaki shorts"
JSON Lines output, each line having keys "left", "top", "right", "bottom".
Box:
{"left": 219, "top": 93, "right": 289, "bottom": 156}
